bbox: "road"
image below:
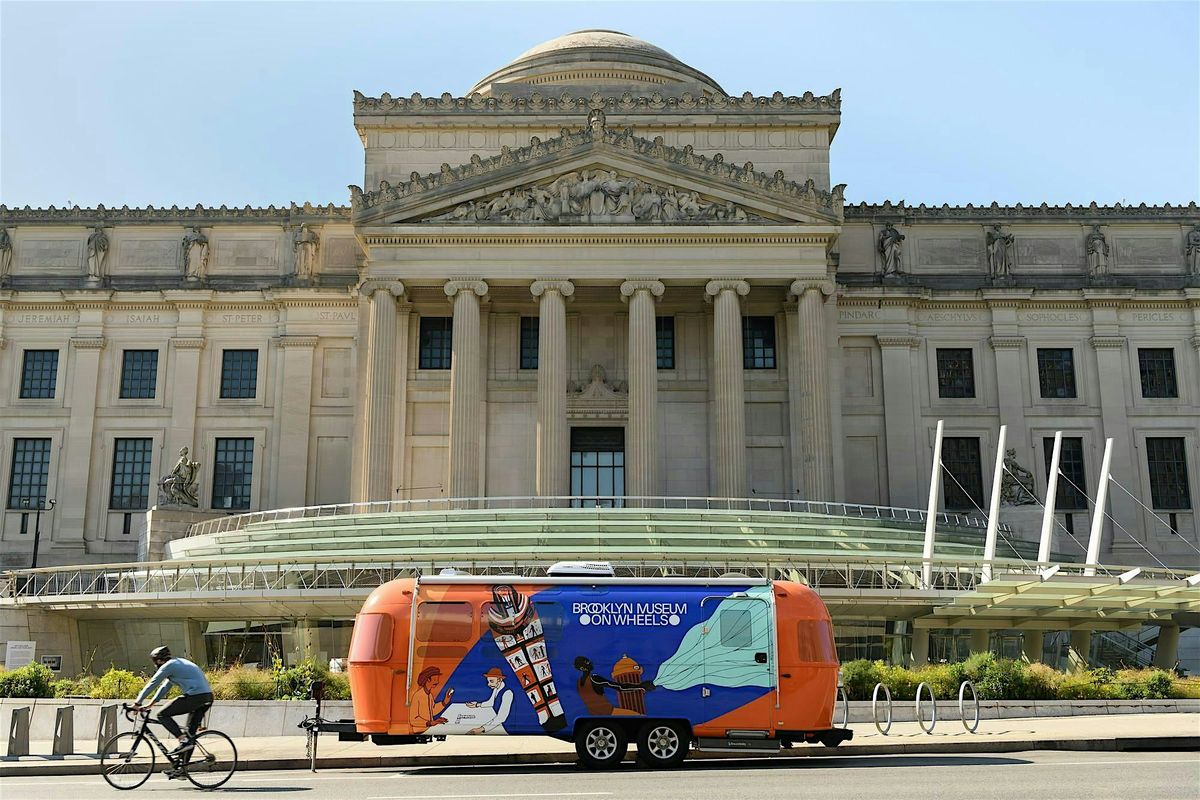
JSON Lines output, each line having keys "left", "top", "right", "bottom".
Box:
{"left": 5, "top": 750, "right": 1197, "bottom": 800}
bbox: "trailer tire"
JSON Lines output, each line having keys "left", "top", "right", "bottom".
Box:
{"left": 575, "top": 721, "right": 628, "bottom": 770}
{"left": 635, "top": 721, "right": 689, "bottom": 769}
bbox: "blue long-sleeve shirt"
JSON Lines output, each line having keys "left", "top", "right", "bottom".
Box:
{"left": 136, "top": 657, "right": 212, "bottom": 703}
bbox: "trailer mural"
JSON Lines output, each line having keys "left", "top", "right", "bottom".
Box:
{"left": 411, "top": 583, "right": 777, "bottom": 738}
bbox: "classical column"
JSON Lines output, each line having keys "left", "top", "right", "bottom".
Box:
{"left": 445, "top": 279, "right": 489, "bottom": 498}
{"left": 706, "top": 280, "right": 750, "bottom": 498}
{"left": 274, "top": 336, "right": 318, "bottom": 508}
{"left": 531, "top": 280, "right": 574, "bottom": 497}
{"left": 789, "top": 280, "right": 836, "bottom": 501}
{"left": 621, "top": 280, "right": 665, "bottom": 498}
{"left": 360, "top": 281, "right": 404, "bottom": 502}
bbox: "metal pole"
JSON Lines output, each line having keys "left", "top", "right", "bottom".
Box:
{"left": 922, "top": 420, "right": 945, "bottom": 589}
{"left": 982, "top": 424, "right": 1007, "bottom": 582}
{"left": 1084, "top": 438, "right": 1114, "bottom": 576}
{"left": 31, "top": 502, "right": 43, "bottom": 570}
{"left": 1038, "top": 432, "right": 1062, "bottom": 565}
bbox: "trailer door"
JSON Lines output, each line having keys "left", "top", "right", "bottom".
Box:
{"left": 702, "top": 595, "right": 774, "bottom": 730}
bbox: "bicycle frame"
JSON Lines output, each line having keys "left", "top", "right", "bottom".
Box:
{"left": 121, "top": 706, "right": 207, "bottom": 770}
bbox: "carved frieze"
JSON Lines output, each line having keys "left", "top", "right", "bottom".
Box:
{"left": 352, "top": 88, "right": 842, "bottom": 115}
{"left": 425, "top": 169, "right": 761, "bottom": 224}
{"left": 846, "top": 200, "right": 1198, "bottom": 222}
{"left": 0, "top": 202, "right": 351, "bottom": 224}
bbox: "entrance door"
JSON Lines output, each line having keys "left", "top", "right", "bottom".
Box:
{"left": 569, "top": 427, "right": 625, "bottom": 507}
{"left": 701, "top": 596, "right": 774, "bottom": 732}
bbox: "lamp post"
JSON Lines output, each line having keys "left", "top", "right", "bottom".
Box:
{"left": 21, "top": 497, "right": 56, "bottom": 570}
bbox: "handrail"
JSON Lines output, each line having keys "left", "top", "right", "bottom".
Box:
{"left": 184, "top": 495, "right": 1015, "bottom": 539}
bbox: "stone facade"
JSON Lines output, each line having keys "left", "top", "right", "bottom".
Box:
{"left": 1, "top": 30, "right": 1198, "bottom": 571}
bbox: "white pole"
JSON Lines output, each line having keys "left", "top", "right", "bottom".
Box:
{"left": 922, "top": 420, "right": 945, "bottom": 589}
{"left": 1038, "top": 431, "right": 1063, "bottom": 565}
{"left": 1084, "top": 437, "right": 1114, "bottom": 577}
{"left": 982, "top": 424, "right": 1007, "bottom": 582}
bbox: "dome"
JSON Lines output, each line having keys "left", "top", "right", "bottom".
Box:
{"left": 469, "top": 29, "right": 725, "bottom": 97}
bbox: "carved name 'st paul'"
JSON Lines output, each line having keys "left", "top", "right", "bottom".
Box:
{"left": 427, "top": 169, "right": 758, "bottom": 224}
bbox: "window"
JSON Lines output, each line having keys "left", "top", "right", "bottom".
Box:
{"left": 796, "top": 619, "right": 837, "bottom": 663}
{"left": 419, "top": 317, "right": 453, "bottom": 370}
{"left": 1146, "top": 437, "right": 1191, "bottom": 510}
{"left": 212, "top": 437, "right": 254, "bottom": 509}
{"left": 1037, "top": 348, "right": 1076, "bottom": 399}
{"left": 119, "top": 350, "right": 158, "bottom": 399}
{"left": 570, "top": 427, "right": 625, "bottom": 507}
{"left": 219, "top": 350, "right": 258, "bottom": 399}
{"left": 348, "top": 614, "right": 393, "bottom": 662}
{"left": 19, "top": 350, "right": 58, "bottom": 399}
{"left": 520, "top": 316, "right": 539, "bottom": 370}
{"left": 719, "top": 609, "right": 754, "bottom": 648}
{"left": 656, "top": 316, "right": 675, "bottom": 370}
{"left": 936, "top": 348, "right": 975, "bottom": 398}
{"left": 942, "top": 436, "right": 983, "bottom": 511}
{"left": 742, "top": 316, "right": 776, "bottom": 369}
{"left": 109, "top": 438, "right": 153, "bottom": 511}
{"left": 1138, "top": 348, "right": 1178, "bottom": 399}
{"left": 8, "top": 438, "right": 51, "bottom": 509}
{"left": 415, "top": 602, "right": 473, "bottom": 642}
{"left": 1043, "top": 436, "right": 1087, "bottom": 511}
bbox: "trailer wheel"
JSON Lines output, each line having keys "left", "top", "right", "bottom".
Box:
{"left": 575, "top": 721, "right": 628, "bottom": 770}
{"left": 635, "top": 722, "right": 688, "bottom": 769}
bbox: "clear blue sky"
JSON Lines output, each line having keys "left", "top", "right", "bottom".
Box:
{"left": 2, "top": 1, "right": 1197, "bottom": 208}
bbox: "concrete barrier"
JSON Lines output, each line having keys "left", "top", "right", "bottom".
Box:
{"left": 52, "top": 706, "right": 73, "bottom": 755}
{"left": 7, "top": 707, "right": 30, "bottom": 757}
{"left": 97, "top": 705, "right": 117, "bottom": 753}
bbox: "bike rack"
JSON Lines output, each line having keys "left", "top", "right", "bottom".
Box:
{"left": 871, "top": 682, "right": 892, "bottom": 735}
{"left": 915, "top": 682, "right": 937, "bottom": 734}
{"left": 958, "top": 680, "right": 980, "bottom": 733}
{"left": 833, "top": 686, "right": 849, "bottom": 728}
{"left": 97, "top": 704, "right": 118, "bottom": 754}
{"left": 52, "top": 706, "right": 74, "bottom": 755}
{"left": 7, "top": 706, "right": 30, "bottom": 757}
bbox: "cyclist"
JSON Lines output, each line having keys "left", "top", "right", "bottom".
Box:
{"left": 131, "top": 646, "right": 214, "bottom": 770}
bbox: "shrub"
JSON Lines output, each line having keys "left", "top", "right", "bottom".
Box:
{"left": 90, "top": 668, "right": 145, "bottom": 699}
{"left": 323, "top": 672, "right": 352, "bottom": 701}
{"left": 208, "top": 665, "right": 274, "bottom": 701}
{"left": 914, "top": 663, "right": 961, "bottom": 700}
{"left": 0, "top": 663, "right": 55, "bottom": 698}
{"left": 839, "top": 659, "right": 881, "bottom": 701}
{"left": 271, "top": 658, "right": 326, "bottom": 701}
{"left": 877, "top": 662, "right": 920, "bottom": 700}
{"left": 51, "top": 674, "right": 98, "bottom": 698}
{"left": 1057, "top": 668, "right": 1119, "bottom": 700}
{"left": 1113, "top": 669, "right": 1173, "bottom": 700}
{"left": 1022, "top": 663, "right": 1063, "bottom": 700}
{"left": 1171, "top": 678, "right": 1200, "bottom": 699}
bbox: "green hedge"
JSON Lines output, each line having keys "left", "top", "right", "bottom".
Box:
{"left": 840, "top": 656, "right": 1187, "bottom": 701}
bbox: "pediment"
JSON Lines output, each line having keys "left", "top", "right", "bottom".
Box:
{"left": 350, "top": 111, "right": 844, "bottom": 226}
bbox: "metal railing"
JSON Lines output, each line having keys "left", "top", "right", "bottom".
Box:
{"left": 1, "top": 552, "right": 1190, "bottom": 603}
{"left": 187, "top": 496, "right": 1012, "bottom": 539}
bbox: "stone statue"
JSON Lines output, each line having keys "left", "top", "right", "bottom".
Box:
{"left": 293, "top": 223, "right": 320, "bottom": 281}
{"left": 1000, "top": 449, "right": 1038, "bottom": 505}
{"left": 587, "top": 108, "right": 606, "bottom": 137}
{"left": 878, "top": 223, "right": 905, "bottom": 276}
{"left": 986, "top": 224, "right": 1014, "bottom": 278}
{"left": 428, "top": 169, "right": 760, "bottom": 225}
{"left": 181, "top": 226, "right": 208, "bottom": 282}
{"left": 158, "top": 446, "right": 200, "bottom": 507}
{"left": 86, "top": 226, "right": 109, "bottom": 280}
{"left": 1085, "top": 225, "right": 1109, "bottom": 277}
{"left": 1186, "top": 225, "right": 1200, "bottom": 277}
{"left": 0, "top": 227, "right": 12, "bottom": 285}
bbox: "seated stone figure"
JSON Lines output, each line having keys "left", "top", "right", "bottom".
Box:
{"left": 158, "top": 447, "right": 200, "bottom": 507}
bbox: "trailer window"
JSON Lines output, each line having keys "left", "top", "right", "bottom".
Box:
{"left": 718, "top": 609, "right": 754, "bottom": 648}
{"left": 416, "top": 602, "right": 474, "bottom": 642}
{"left": 349, "top": 613, "right": 393, "bottom": 662}
{"left": 796, "top": 619, "right": 837, "bottom": 662}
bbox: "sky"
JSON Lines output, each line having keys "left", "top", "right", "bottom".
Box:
{"left": 1, "top": 1, "right": 1197, "bottom": 209}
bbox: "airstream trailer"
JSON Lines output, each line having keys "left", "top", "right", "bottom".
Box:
{"left": 347, "top": 567, "right": 849, "bottom": 769}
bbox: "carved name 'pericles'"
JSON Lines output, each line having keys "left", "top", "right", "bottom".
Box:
{"left": 425, "top": 169, "right": 760, "bottom": 224}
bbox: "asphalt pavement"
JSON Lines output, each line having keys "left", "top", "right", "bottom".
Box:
{"left": 4, "top": 750, "right": 1198, "bottom": 800}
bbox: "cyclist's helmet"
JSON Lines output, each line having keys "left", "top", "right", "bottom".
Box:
{"left": 150, "top": 646, "right": 171, "bottom": 662}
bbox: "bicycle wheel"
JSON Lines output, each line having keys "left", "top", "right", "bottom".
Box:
{"left": 100, "top": 732, "right": 156, "bottom": 790}
{"left": 184, "top": 730, "right": 238, "bottom": 790}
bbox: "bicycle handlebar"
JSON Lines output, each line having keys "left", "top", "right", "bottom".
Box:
{"left": 121, "top": 703, "right": 151, "bottom": 722}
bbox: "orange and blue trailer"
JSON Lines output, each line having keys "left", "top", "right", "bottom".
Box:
{"left": 346, "top": 568, "right": 850, "bottom": 768}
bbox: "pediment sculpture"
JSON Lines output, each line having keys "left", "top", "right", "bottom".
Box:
{"left": 569, "top": 364, "right": 628, "bottom": 399}
{"left": 426, "top": 169, "right": 760, "bottom": 224}
{"left": 158, "top": 446, "right": 200, "bottom": 507}
{"left": 1000, "top": 449, "right": 1038, "bottom": 506}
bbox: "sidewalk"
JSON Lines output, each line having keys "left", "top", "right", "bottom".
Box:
{"left": 3, "top": 713, "right": 1196, "bottom": 776}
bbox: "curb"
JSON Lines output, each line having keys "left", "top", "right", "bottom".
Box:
{"left": 2, "top": 735, "right": 1197, "bottom": 777}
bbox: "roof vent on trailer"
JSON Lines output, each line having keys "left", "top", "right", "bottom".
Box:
{"left": 547, "top": 561, "right": 616, "bottom": 577}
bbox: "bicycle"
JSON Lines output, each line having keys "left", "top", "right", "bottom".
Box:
{"left": 99, "top": 703, "right": 238, "bottom": 790}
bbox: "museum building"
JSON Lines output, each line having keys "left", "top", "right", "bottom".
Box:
{"left": 1, "top": 31, "right": 1198, "bottom": 673}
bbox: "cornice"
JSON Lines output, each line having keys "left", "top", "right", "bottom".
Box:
{"left": 352, "top": 88, "right": 842, "bottom": 116}
{"left": 845, "top": 201, "right": 1199, "bottom": 223}
{"left": 876, "top": 335, "right": 921, "bottom": 349}
{"left": 349, "top": 113, "right": 845, "bottom": 217}
{"left": 275, "top": 335, "right": 320, "bottom": 348}
{"left": 362, "top": 231, "right": 833, "bottom": 247}
{"left": 0, "top": 203, "right": 351, "bottom": 225}
{"left": 1089, "top": 335, "right": 1127, "bottom": 349}
{"left": 988, "top": 335, "right": 1026, "bottom": 350}
{"left": 69, "top": 336, "right": 105, "bottom": 349}
{"left": 170, "top": 337, "right": 206, "bottom": 350}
